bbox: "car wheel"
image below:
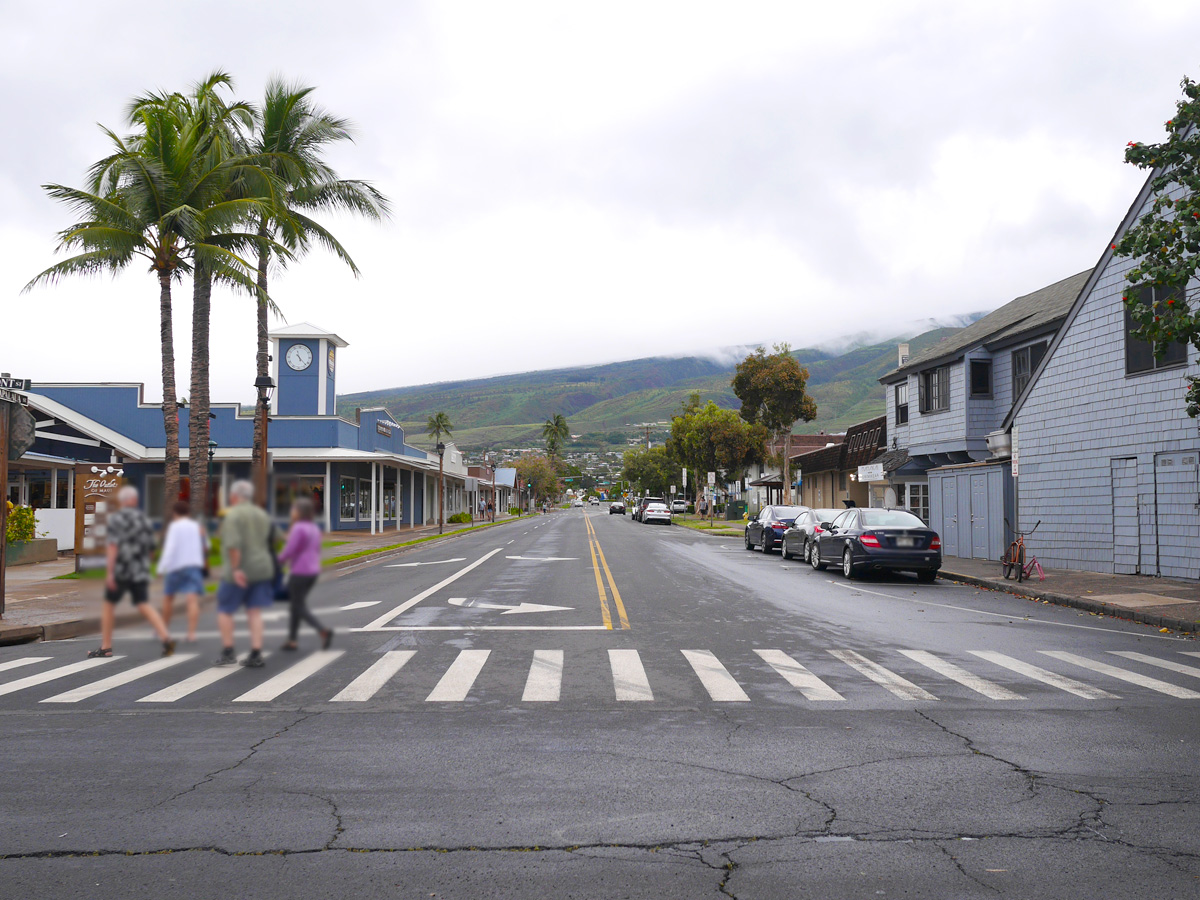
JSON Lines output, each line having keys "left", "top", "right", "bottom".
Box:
{"left": 917, "top": 569, "right": 938, "bottom": 583}
{"left": 781, "top": 541, "right": 793, "bottom": 561}
{"left": 810, "top": 541, "right": 827, "bottom": 571}
{"left": 760, "top": 533, "right": 771, "bottom": 553}
{"left": 842, "top": 547, "right": 857, "bottom": 580}
{"left": 802, "top": 539, "right": 812, "bottom": 564}
{"left": 745, "top": 531, "right": 754, "bottom": 551}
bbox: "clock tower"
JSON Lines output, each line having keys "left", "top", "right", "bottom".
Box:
{"left": 268, "top": 322, "right": 348, "bottom": 416}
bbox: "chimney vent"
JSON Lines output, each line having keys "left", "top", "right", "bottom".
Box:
{"left": 898, "top": 343, "right": 910, "bottom": 367}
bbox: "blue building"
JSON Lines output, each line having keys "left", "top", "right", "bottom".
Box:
{"left": 9, "top": 323, "right": 461, "bottom": 539}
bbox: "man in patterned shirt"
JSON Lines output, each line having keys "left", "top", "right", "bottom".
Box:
{"left": 89, "top": 485, "right": 176, "bottom": 658}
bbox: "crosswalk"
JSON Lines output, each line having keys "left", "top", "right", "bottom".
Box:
{"left": 1, "top": 646, "right": 1199, "bottom": 708}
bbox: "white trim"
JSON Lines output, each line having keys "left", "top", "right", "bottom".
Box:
{"left": 324, "top": 461, "right": 332, "bottom": 532}
{"left": 34, "top": 430, "right": 102, "bottom": 447}
{"left": 370, "top": 461, "right": 377, "bottom": 535}
{"left": 317, "top": 338, "right": 328, "bottom": 415}
{"left": 23, "top": 394, "right": 150, "bottom": 458}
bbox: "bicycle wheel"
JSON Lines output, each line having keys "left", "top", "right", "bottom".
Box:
{"left": 1014, "top": 544, "right": 1026, "bottom": 583}
{"left": 1002, "top": 544, "right": 1016, "bottom": 579}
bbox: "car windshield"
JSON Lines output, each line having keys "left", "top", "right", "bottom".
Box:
{"left": 772, "top": 506, "right": 805, "bottom": 519}
{"left": 814, "top": 509, "right": 842, "bottom": 522}
{"left": 860, "top": 509, "right": 926, "bottom": 528}
{"left": 646, "top": 504, "right": 669, "bottom": 512}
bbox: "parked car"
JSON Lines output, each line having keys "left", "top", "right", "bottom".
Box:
{"left": 589, "top": 497, "right": 600, "bottom": 506}
{"left": 671, "top": 499, "right": 687, "bottom": 513}
{"left": 642, "top": 501, "right": 673, "bottom": 525}
{"left": 810, "top": 507, "right": 941, "bottom": 581}
{"left": 572, "top": 499, "right": 584, "bottom": 508}
{"left": 634, "top": 496, "right": 665, "bottom": 522}
{"left": 744, "top": 505, "right": 808, "bottom": 553}
{"left": 609, "top": 501, "right": 626, "bottom": 515}
{"left": 781, "top": 508, "right": 843, "bottom": 563}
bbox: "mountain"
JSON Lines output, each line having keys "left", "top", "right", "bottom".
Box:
{"left": 337, "top": 322, "right": 974, "bottom": 451}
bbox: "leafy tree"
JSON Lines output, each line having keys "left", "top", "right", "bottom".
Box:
{"left": 667, "top": 393, "right": 768, "bottom": 499}
{"left": 621, "top": 446, "right": 681, "bottom": 497}
{"left": 1115, "top": 75, "right": 1200, "bottom": 415}
{"left": 732, "top": 344, "right": 817, "bottom": 503}
{"left": 542, "top": 413, "right": 569, "bottom": 457}
{"left": 510, "top": 454, "right": 562, "bottom": 508}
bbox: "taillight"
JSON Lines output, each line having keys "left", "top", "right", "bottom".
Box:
{"left": 772, "top": 524, "right": 786, "bottom": 531}
{"left": 930, "top": 536, "right": 941, "bottom": 551}
{"left": 860, "top": 533, "right": 881, "bottom": 548}
{"left": 813, "top": 525, "right": 824, "bottom": 534}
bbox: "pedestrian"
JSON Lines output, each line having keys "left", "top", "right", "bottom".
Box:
{"left": 487, "top": 499, "right": 494, "bottom": 522}
{"left": 90, "top": 485, "right": 175, "bottom": 658}
{"left": 277, "top": 496, "right": 332, "bottom": 652}
{"left": 159, "top": 500, "right": 207, "bottom": 642}
{"left": 214, "top": 479, "right": 274, "bottom": 668}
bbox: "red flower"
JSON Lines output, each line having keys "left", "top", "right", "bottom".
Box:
{"left": 1168, "top": 299, "right": 1175, "bottom": 305}
{"left": 1128, "top": 141, "right": 1137, "bottom": 147}
{"left": 1111, "top": 243, "right": 1117, "bottom": 249}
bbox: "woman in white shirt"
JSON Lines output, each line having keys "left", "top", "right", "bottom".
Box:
{"left": 159, "top": 500, "right": 208, "bottom": 642}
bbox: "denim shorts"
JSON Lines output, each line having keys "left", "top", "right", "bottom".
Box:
{"left": 163, "top": 566, "right": 205, "bottom": 597}
{"left": 217, "top": 580, "right": 275, "bottom": 614}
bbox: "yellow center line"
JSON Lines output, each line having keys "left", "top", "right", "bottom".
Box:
{"left": 594, "top": 540, "right": 630, "bottom": 629}
{"left": 585, "top": 518, "right": 613, "bottom": 629}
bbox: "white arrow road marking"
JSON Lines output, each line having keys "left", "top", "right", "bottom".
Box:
{"left": 505, "top": 556, "right": 578, "bottom": 561}
{"left": 358, "top": 548, "right": 505, "bottom": 631}
{"left": 339, "top": 601, "right": 382, "bottom": 611}
{"left": 448, "top": 597, "right": 574, "bottom": 615}
{"left": 385, "top": 558, "right": 466, "bottom": 568}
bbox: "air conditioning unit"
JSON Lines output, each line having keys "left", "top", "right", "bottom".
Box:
{"left": 985, "top": 430, "right": 1012, "bottom": 459}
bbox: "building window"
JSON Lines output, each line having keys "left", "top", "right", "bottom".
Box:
{"left": 907, "top": 483, "right": 929, "bottom": 524}
{"left": 1011, "top": 341, "right": 1048, "bottom": 399}
{"left": 1125, "top": 286, "right": 1188, "bottom": 374}
{"left": 895, "top": 383, "right": 909, "bottom": 425}
{"left": 918, "top": 366, "right": 950, "bottom": 413}
{"left": 839, "top": 472, "right": 847, "bottom": 491}
{"left": 339, "top": 476, "right": 357, "bottom": 520}
{"left": 969, "top": 359, "right": 992, "bottom": 397}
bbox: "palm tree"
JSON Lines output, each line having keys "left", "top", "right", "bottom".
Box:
{"left": 543, "top": 413, "right": 569, "bottom": 458}
{"left": 426, "top": 413, "right": 453, "bottom": 532}
{"left": 243, "top": 78, "right": 390, "bottom": 487}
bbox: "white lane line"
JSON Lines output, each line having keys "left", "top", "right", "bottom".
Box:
{"left": 1110, "top": 651, "right": 1200, "bottom": 680}
{"left": 681, "top": 650, "right": 750, "bottom": 702}
{"left": 1040, "top": 651, "right": 1200, "bottom": 699}
{"left": 138, "top": 653, "right": 270, "bottom": 702}
{"left": 968, "top": 651, "right": 1118, "bottom": 699}
{"left": 522, "top": 650, "right": 564, "bottom": 702}
{"left": 0, "top": 657, "right": 121, "bottom": 697}
{"left": 339, "top": 601, "right": 382, "bottom": 611}
{"left": 829, "top": 650, "right": 939, "bottom": 701}
{"left": 426, "top": 649, "right": 491, "bottom": 702}
{"left": 331, "top": 651, "right": 416, "bottom": 702}
{"left": 42, "top": 654, "right": 197, "bottom": 703}
{"left": 609, "top": 649, "right": 653, "bottom": 702}
{"left": 361, "top": 625, "right": 610, "bottom": 632}
{"left": 385, "top": 559, "right": 466, "bottom": 568}
{"left": 897, "top": 650, "right": 1024, "bottom": 701}
{"left": 233, "top": 650, "right": 345, "bottom": 703}
{"left": 0, "top": 657, "right": 51, "bottom": 674}
{"left": 754, "top": 649, "right": 844, "bottom": 701}
{"left": 359, "top": 548, "right": 505, "bottom": 630}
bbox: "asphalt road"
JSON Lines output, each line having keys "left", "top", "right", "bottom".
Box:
{"left": 2, "top": 507, "right": 1198, "bottom": 898}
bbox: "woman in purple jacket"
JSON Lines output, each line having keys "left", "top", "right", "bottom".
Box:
{"left": 276, "top": 497, "right": 332, "bottom": 651}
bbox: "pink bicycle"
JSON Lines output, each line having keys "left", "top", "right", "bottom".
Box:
{"left": 1002, "top": 519, "right": 1044, "bottom": 582}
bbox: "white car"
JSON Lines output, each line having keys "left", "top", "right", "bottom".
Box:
{"left": 572, "top": 499, "right": 584, "bottom": 508}
{"left": 671, "top": 499, "right": 687, "bottom": 513}
{"left": 589, "top": 497, "right": 600, "bottom": 506}
{"left": 642, "top": 502, "right": 673, "bottom": 525}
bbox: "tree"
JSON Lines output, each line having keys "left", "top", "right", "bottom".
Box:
{"left": 510, "top": 454, "right": 562, "bottom": 508}
{"left": 543, "top": 413, "right": 569, "bottom": 457}
{"left": 732, "top": 344, "right": 817, "bottom": 503}
{"left": 426, "top": 412, "right": 453, "bottom": 531}
{"left": 1115, "top": 75, "right": 1200, "bottom": 415}
{"left": 621, "top": 446, "right": 681, "bottom": 497}
{"left": 667, "top": 393, "right": 768, "bottom": 503}
{"left": 243, "top": 78, "right": 390, "bottom": 482}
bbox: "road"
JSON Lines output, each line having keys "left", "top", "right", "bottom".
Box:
{"left": 1, "top": 507, "right": 1197, "bottom": 898}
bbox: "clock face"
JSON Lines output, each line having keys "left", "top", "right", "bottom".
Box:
{"left": 328, "top": 347, "right": 336, "bottom": 374}
{"left": 285, "top": 344, "right": 313, "bottom": 371}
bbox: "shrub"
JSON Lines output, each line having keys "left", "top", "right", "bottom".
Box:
{"left": 447, "top": 512, "right": 472, "bottom": 524}
{"left": 5, "top": 504, "right": 37, "bottom": 543}
{"left": 508, "top": 507, "right": 522, "bottom": 516}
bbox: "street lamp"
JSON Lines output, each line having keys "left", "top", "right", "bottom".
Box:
{"left": 206, "top": 441, "right": 218, "bottom": 520}
{"left": 436, "top": 441, "right": 446, "bottom": 534}
{"left": 253, "top": 375, "right": 275, "bottom": 508}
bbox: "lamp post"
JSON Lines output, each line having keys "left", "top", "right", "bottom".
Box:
{"left": 436, "top": 441, "right": 446, "bottom": 534}
{"left": 206, "top": 441, "right": 218, "bottom": 520}
{"left": 253, "top": 375, "right": 275, "bottom": 508}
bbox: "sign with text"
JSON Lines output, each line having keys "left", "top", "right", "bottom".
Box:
{"left": 0, "top": 377, "right": 30, "bottom": 391}
{"left": 670, "top": 485, "right": 676, "bottom": 494}
{"left": 0, "top": 388, "right": 29, "bottom": 406}
{"left": 857, "top": 463, "right": 884, "bottom": 482}
{"left": 376, "top": 420, "right": 393, "bottom": 437}
{"left": 707, "top": 471, "right": 716, "bottom": 485}
{"left": 1010, "top": 426, "right": 1019, "bottom": 478}
{"left": 74, "top": 464, "right": 126, "bottom": 571}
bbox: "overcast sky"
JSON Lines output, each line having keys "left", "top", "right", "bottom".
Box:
{"left": 2, "top": 1, "right": 1197, "bottom": 403}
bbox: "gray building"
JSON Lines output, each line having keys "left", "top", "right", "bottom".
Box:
{"left": 1006, "top": 176, "right": 1199, "bottom": 579}
{"left": 878, "top": 270, "right": 1091, "bottom": 560}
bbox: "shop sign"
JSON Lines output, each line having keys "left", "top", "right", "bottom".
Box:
{"left": 74, "top": 464, "right": 126, "bottom": 570}
{"left": 857, "top": 463, "right": 884, "bottom": 482}
{"left": 376, "top": 420, "right": 393, "bottom": 437}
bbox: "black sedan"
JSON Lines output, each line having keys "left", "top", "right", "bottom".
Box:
{"left": 810, "top": 507, "right": 941, "bottom": 581}
{"left": 609, "top": 501, "right": 626, "bottom": 515}
{"left": 744, "top": 505, "right": 808, "bottom": 553}
{"left": 780, "top": 508, "right": 843, "bottom": 563}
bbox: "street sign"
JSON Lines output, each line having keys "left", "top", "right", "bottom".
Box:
{"left": 707, "top": 471, "right": 716, "bottom": 485}
{"left": 0, "top": 377, "right": 30, "bottom": 391}
{"left": 670, "top": 485, "right": 676, "bottom": 494}
{"left": 681, "top": 468, "right": 687, "bottom": 488}
{"left": 7, "top": 404, "right": 35, "bottom": 460}
{"left": 0, "top": 388, "right": 29, "bottom": 406}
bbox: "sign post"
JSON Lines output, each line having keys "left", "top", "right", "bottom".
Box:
{"left": 707, "top": 471, "right": 716, "bottom": 527}
{"left": 0, "top": 375, "right": 32, "bottom": 617}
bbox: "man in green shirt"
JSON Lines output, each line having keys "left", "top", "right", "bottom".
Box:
{"left": 215, "top": 480, "right": 275, "bottom": 667}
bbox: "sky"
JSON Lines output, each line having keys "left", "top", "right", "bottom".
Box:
{"left": 1, "top": 1, "right": 1198, "bottom": 404}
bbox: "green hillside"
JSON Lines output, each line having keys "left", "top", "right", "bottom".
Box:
{"left": 338, "top": 324, "right": 967, "bottom": 452}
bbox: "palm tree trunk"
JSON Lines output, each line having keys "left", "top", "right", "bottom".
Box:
{"left": 188, "top": 262, "right": 211, "bottom": 520}
{"left": 159, "top": 271, "right": 181, "bottom": 511}
{"left": 252, "top": 232, "right": 269, "bottom": 489}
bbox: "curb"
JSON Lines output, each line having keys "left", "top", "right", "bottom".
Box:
{"left": 941, "top": 569, "right": 1200, "bottom": 635}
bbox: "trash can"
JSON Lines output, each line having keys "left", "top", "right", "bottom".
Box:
{"left": 725, "top": 499, "right": 747, "bottom": 521}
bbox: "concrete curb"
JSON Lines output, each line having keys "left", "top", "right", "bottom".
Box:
{"left": 941, "top": 568, "right": 1200, "bottom": 635}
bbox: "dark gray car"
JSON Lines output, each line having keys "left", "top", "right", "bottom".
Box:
{"left": 781, "top": 508, "right": 843, "bottom": 562}
{"left": 744, "top": 505, "right": 808, "bottom": 553}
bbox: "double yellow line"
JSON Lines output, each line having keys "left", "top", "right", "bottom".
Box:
{"left": 585, "top": 516, "right": 629, "bottom": 630}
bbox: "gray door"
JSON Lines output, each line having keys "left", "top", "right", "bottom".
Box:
{"left": 970, "top": 474, "right": 989, "bottom": 559}
{"left": 1111, "top": 458, "right": 1139, "bottom": 574}
{"left": 941, "top": 477, "right": 959, "bottom": 557}
{"left": 1155, "top": 451, "right": 1199, "bottom": 579}
{"left": 956, "top": 474, "right": 973, "bottom": 560}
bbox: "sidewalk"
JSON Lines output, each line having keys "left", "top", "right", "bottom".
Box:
{"left": 0, "top": 513, "right": 527, "bottom": 645}
{"left": 941, "top": 555, "right": 1200, "bottom": 635}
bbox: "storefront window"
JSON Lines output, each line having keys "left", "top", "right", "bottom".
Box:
{"left": 907, "top": 483, "right": 929, "bottom": 525}
{"left": 358, "top": 481, "right": 371, "bottom": 519}
{"left": 275, "top": 475, "right": 327, "bottom": 519}
{"left": 56, "top": 471, "right": 70, "bottom": 509}
{"left": 26, "top": 470, "right": 52, "bottom": 508}
{"left": 340, "top": 477, "right": 357, "bottom": 520}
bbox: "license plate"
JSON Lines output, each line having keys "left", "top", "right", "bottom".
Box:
{"left": 895, "top": 537, "right": 915, "bottom": 547}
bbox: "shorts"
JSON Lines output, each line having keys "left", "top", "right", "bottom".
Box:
{"left": 217, "top": 580, "right": 275, "bottom": 615}
{"left": 105, "top": 579, "right": 149, "bottom": 605}
{"left": 163, "top": 566, "right": 205, "bottom": 597}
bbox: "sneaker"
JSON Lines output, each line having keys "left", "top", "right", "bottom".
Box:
{"left": 241, "top": 650, "right": 265, "bottom": 668}
{"left": 213, "top": 648, "right": 237, "bottom": 666}
{"left": 161, "top": 639, "right": 177, "bottom": 658}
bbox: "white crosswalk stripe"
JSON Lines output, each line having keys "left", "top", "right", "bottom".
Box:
{"left": 426, "top": 649, "right": 490, "bottom": 702}
{"left": 682, "top": 650, "right": 750, "bottom": 702}
{"left": 898, "top": 650, "right": 1024, "bottom": 701}
{"left": 332, "top": 650, "right": 416, "bottom": 702}
{"left": 1039, "top": 651, "right": 1200, "bottom": 700}
{"left": 138, "top": 652, "right": 272, "bottom": 702}
{"left": 522, "top": 650, "right": 564, "bottom": 702}
{"left": 829, "top": 649, "right": 939, "bottom": 701}
{"left": 43, "top": 654, "right": 196, "bottom": 703}
{"left": 609, "top": 649, "right": 653, "bottom": 701}
{"left": 233, "top": 650, "right": 344, "bottom": 703}
{"left": 0, "top": 656, "right": 120, "bottom": 697}
{"left": 969, "top": 651, "right": 1118, "bottom": 699}
{"left": 754, "top": 649, "right": 844, "bottom": 701}
{"left": 0, "top": 657, "right": 51, "bottom": 674}
{"left": 1109, "top": 651, "right": 1200, "bottom": 680}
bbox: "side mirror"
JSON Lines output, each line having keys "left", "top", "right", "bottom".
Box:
{"left": 820, "top": 522, "right": 834, "bottom": 532}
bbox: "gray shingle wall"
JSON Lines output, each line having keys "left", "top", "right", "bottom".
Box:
{"left": 886, "top": 377, "right": 911, "bottom": 448}
{"left": 1014, "top": 191, "right": 1200, "bottom": 575}
{"left": 907, "top": 360, "right": 967, "bottom": 451}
